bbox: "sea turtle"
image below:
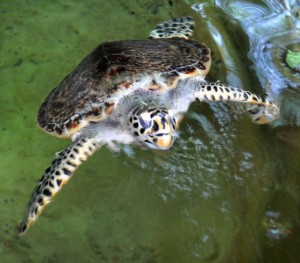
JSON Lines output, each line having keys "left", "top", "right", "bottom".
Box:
{"left": 19, "top": 16, "right": 279, "bottom": 235}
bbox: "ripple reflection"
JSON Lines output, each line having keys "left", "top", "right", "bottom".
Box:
{"left": 121, "top": 104, "right": 274, "bottom": 203}
{"left": 214, "top": 0, "right": 300, "bottom": 96}
{"left": 208, "top": 0, "right": 300, "bottom": 125}
{"left": 114, "top": 101, "right": 277, "bottom": 261}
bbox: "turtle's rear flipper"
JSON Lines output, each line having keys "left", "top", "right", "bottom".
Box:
{"left": 149, "top": 16, "right": 195, "bottom": 39}
{"left": 19, "top": 137, "right": 98, "bottom": 235}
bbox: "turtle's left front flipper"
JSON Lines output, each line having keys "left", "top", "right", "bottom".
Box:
{"left": 192, "top": 82, "right": 280, "bottom": 124}
{"left": 19, "top": 137, "right": 99, "bottom": 235}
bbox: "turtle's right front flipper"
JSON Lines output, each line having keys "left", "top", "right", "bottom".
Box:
{"left": 19, "top": 137, "right": 99, "bottom": 235}
{"left": 191, "top": 81, "right": 280, "bottom": 124}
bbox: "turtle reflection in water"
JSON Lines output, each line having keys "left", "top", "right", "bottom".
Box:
{"left": 19, "top": 17, "right": 279, "bottom": 235}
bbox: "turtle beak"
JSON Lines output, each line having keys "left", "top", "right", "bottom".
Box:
{"left": 144, "top": 132, "right": 177, "bottom": 150}
{"left": 156, "top": 134, "right": 176, "bottom": 149}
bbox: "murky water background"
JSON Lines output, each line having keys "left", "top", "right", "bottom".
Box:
{"left": 1, "top": 0, "right": 300, "bottom": 262}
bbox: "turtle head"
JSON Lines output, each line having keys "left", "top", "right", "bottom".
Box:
{"left": 129, "top": 107, "right": 177, "bottom": 150}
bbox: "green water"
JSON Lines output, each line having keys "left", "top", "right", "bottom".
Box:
{"left": 1, "top": 0, "right": 300, "bottom": 262}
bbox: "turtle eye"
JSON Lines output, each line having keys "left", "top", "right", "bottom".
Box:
{"left": 139, "top": 117, "right": 152, "bottom": 129}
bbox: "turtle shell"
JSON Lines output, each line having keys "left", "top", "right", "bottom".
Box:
{"left": 37, "top": 38, "right": 211, "bottom": 138}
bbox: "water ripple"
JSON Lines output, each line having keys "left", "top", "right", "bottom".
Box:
{"left": 213, "top": 0, "right": 300, "bottom": 100}
{"left": 121, "top": 104, "right": 273, "bottom": 204}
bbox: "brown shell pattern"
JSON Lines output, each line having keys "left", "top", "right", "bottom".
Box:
{"left": 37, "top": 38, "right": 211, "bottom": 138}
